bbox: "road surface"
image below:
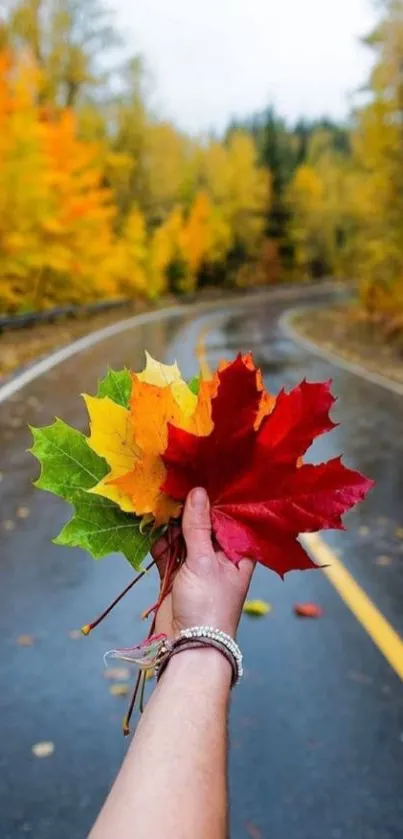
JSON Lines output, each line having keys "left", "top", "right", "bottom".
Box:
{"left": 0, "top": 287, "right": 402, "bottom": 839}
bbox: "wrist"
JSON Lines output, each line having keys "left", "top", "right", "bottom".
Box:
{"left": 175, "top": 619, "right": 238, "bottom": 639}
{"left": 162, "top": 646, "right": 233, "bottom": 693}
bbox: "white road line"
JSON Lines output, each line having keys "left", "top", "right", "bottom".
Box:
{"left": 280, "top": 307, "right": 403, "bottom": 397}
{"left": 0, "top": 304, "right": 190, "bottom": 406}
{"left": 0, "top": 285, "right": 335, "bottom": 406}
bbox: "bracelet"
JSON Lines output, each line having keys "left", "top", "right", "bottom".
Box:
{"left": 154, "top": 626, "right": 243, "bottom": 687}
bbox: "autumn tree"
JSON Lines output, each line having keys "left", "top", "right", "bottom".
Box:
{"left": 0, "top": 49, "right": 125, "bottom": 311}
{"left": 287, "top": 164, "right": 327, "bottom": 278}
{"left": 4, "top": 0, "right": 120, "bottom": 107}
{"left": 202, "top": 132, "right": 269, "bottom": 261}
{"left": 350, "top": 0, "right": 403, "bottom": 322}
{"left": 287, "top": 130, "right": 353, "bottom": 280}
{"left": 0, "top": 50, "right": 51, "bottom": 310}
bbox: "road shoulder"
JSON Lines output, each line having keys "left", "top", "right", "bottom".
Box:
{"left": 281, "top": 303, "right": 403, "bottom": 397}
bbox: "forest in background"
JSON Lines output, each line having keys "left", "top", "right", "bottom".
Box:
{"left": 0, "top": 0, "right": 402, "bottom": 333}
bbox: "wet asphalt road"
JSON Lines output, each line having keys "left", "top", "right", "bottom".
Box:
{"left": 0, "top": 288, "right": 402, "bottom": 839}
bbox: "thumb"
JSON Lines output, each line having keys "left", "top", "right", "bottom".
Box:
{"left": 182, "top": 487, "right": 214, "bottom": 573}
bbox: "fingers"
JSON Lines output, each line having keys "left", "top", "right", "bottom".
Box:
{"left": 182, "top": 487, "right": 213, "bottom": 573}
{"left": 236, "top": 558, "right": 256, "bottom": 605}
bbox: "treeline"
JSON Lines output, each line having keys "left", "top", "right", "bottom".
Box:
{"left": 1, "top": 0, "right": 402, "bottom": 329}
{"left": 0, "top": 0, "right": 269, "bottom": 313}
{"left": 240, "top": 0, "right": 403, "bottom": 331}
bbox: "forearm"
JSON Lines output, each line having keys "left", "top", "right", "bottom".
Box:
{"left": 90, "top": 648, "right": 232, "bottom": 839}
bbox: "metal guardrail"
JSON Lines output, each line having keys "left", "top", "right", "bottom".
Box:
{"left": 0, "top": 298, "right": 130, "bottom": 333}
{"left": 0, "top": 278, "right": 346, "bottom": 334}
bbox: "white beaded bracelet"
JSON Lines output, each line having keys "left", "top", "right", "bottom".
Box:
{"left": 154, "top": 625, "right": 243, "bottom": 686}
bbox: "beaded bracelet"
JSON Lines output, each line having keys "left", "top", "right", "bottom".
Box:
{"left": 154, "top": 626, "right": 243, "bottom": 687}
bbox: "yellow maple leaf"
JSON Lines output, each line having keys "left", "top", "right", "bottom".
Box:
{"left": 137, "top": 352, "right": 182, "bottom": 387}
{"left": 84, "top": 395, "right": 139, "bottom": 513}
{"left": 138, "top": 352, "right": 197, "bottom": 418}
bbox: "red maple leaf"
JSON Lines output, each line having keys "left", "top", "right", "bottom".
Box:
{"left": 162, "top": 356, "right": 374, "bottom": 578}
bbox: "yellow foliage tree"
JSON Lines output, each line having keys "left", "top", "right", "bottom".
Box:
{"left": 287, "top": 164, "right": 326, "bottom": 277}
{"left": 0, "top": 49, "right": 121, "bottom": 311}
{"left": 108, "top": 208, "right": 148, "bottom": 298}
{"left": 202, "top": 132, "right": 270, "bottom": 259}
{"left": 287, "top": 131, "right": 356, "bottom": 281}
{"left": 0, "top": 40, "right": 273, "bottom": 313}
{"left": 0, "top": 50, "right": 53, "bottom": 310}
{"left": 350, "top": 1, "right": 403, "bottom": 321}
{"left": 41, "top": 109, "right": 118, "bottom": 304}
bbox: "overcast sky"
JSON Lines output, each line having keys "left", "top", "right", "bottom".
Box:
{"left": 108, "top": 0, "right": 377, "bottom": 134}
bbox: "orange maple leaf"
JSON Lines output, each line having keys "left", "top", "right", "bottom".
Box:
{"left": 110, "top": 368, "right": 215, "bottom": 525}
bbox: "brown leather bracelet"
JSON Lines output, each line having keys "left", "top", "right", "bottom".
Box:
{"left": 156, "top": 637, "right": 238, "bottom": 686}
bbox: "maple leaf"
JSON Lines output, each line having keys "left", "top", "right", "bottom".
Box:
{"left": 84, "top": 394, "right": 139, "bottom": 513}
{"left": 111, "top": 355, "right": 214, "bottom": 524}
{"left": 218, "top": 352, "right": 275, "bottom": 428}
{"left": 243, "top": 599, "right": 272, "bottom": 617}
{"left": 30, "top": 420, "right": 151, "bottom": 569}
{"left": 162, "top": 356, "right": 374, "bottom": 577}
{"left": 294, "top": 603, "right": 323, "bottom": 618}
{"left": 97, "top": 368, "right": 131, "bottom": 408}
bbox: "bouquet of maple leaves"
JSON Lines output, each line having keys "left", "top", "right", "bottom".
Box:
{"left": 31, "top": 353, "right": 373, "bottom": 730}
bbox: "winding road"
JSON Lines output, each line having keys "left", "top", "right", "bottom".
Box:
{"left": 0, "top": 286, "right": 402, "bottom": 839}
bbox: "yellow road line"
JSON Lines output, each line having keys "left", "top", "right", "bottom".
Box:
{"left": 196, "top": 324, "right": 403, "bottom": 681}
{"left": 195, "top": 326, "right": 211, "bottom": 380}
{"left": 303, "top": 534, "right": 403, "bottom": 680}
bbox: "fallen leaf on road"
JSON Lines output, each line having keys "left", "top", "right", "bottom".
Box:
{"left": 394, "top": 527, "right": 403, "bottom": 539}
{"left": 375, "top": 555, "right": 392, "bottom": 567}
{"left": 109, "top": 683, "right": 130, "bottom": 697}
{"left": 104, "top": 668, "right": 130, "bottom": 681}
{"left": 16, "top": 506, "right": 30, "bottom": 520}
{"left": 293, "top": 603, "right": 323, "bottom": 618}
{"left": 3, "top": 520, "right": 15, "bottom": 531}
{"left": 27, "top": 396, "right": 42, "bottom": 409}
{"left": 68, "top": 629, "right": 82, "bottom": 640}
{"left": 17, "top": 635, "right": 35, "bottom": 646}
{"left": 358, "top": 525, "right": 370, "bottom": 536}
{"left": 246, "top": 821, "right": 262, "bottom": 839}
{"left": 32, "top": 742, "right": 54, "bottom": 758}
{"left": 348, "top": 670, "right": 373, "bottom": 685}
{"left": 243, "top": 599, "right": 272, "bottom": 618}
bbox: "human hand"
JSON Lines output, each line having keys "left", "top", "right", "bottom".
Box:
{"left": 153, "top": 488, "right": 254, "bottom": 640}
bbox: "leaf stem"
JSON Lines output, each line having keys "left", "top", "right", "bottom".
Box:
{"left": 139, "top": 671, "right": 147, "bottom": 714}
{"left": 122, "top": 670, "right": 143, "bottom": 737}
{"left": 123, "top": 616, "right": 157, "bottom": 736}
{"left": 81, "top": 559, "right": 156, "bottom": 636}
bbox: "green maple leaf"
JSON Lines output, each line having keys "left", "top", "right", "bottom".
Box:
{"left": 30, "top": 419, "right": 151, "bottom": 570}
{"left": 97, "top": 368, "right": 131, "bottom": 407}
